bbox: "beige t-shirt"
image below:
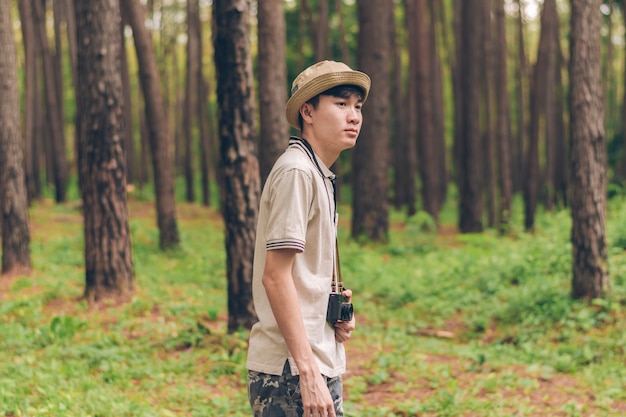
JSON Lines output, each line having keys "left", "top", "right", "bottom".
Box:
{"left": 246, "top": 137, "right": 345, "bottom": 378}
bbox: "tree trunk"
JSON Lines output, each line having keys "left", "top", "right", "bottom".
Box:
{"left": 352, "top": 0, "right": 391, "bottom": 241}
{"left": 33, "top": 0, "right": 68, "bottom": 203}
{"left": 63, "top": 0, "right": 80, "bottom": 181}
{"left": 64, "top": 0, "right": 78, "bottom": 85}
{"left": 543, "top": 0, "right": 558, "bottom": 211}
{"left": 621, "top": 4, "right": 626, "bottom": 180}
{"left": 482, "top": 0, "right": 496, "bottom": 228}
{"left": 52, "top": 0, "right": 66, "bottom": 167}
{"left": 457, "top": 0, "right": 483, "bottom": 233}
{"left": 314, "top": 0, "right": 329, "bottom": 60}
{"left": 603, "top": 0, "right": 615, "bottom": 143}
{"left": 120, "top": 13, "right": 135, "bottom": 184}
{"left": 32, "top": 57, "right": 44, "bottom": 200}
{"left": 0, "top": 0, "right": 32, "bottom": 276}
{"left": 451, "top": 0, "right": 463, "bottom": 191}
{"left": 409, "top": 0, "right": 440, "bottom": 222}
{"left": 199, "top": 70, "right": 212, "bottom": 207}
{"left": 524, "top": 0, "right": 552, "bottom": 232}
{"left": 213, "top": 0, "right": 260, "bottom": 333}
{"left": 139, "top": 109, "right": 149, "bottom": 190}
{"left": 258, "top": 0, "right": 288, "bottom": 185}
{"left": 121, "top": 0, "right": 180, "bottom": 250}
{"left": 297, "top": 0, "right": 312, "bottom": 71}
{"left": 173, "top": 44, "right": 184, "bottom": 177}
{"left": 553, "top": 30, "right": 568, "bottom": 207}
{"left": 334, "top": 0, "right": 350, "bottom": 64}
{"left": 194, "top": 5, "right": 212, "bottom": 207}
{"left": 184, "top": 0, "right": 199, "bottom": 203}
{"left": 569, "top": 0, "right": 609, "bottom": 300}
{"left": 17, "top": 0, "right": 40, "bottom": 202}
{"left": 75, "top": 0, "right": 134, "bottom": 304}
{"left": 429, "top": 0, "right": 447, "bottom": 212}
{"left": 392, "top": 1, "right": 416, "bottom": 214}
{"left": 493, "top": 0, "right": 513, "bottom": 232}
{"left": 514, "top": 0, "right": 528, "bottom": 194}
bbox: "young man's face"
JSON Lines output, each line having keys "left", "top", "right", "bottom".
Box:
{"left": 304, "top": 92, "right": 363, "bottom": 154}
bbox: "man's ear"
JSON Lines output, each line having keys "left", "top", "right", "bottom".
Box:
{"left": 300, "top": 103, "right": 314, "bottom": 124}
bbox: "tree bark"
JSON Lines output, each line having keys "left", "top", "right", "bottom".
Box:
{"left": 314, "top": 0, "right": 329, "bottom": 60}
{"left": 33, "top": 0, "right": 68, "bottom": 203}
{"left": 297, "top": 0, "right": 312, "bottom": 71}
{"left": 334, "top": 0, "right": 350, "bottom": 64}
{"left": 0, "top": 0, "right": 32, "bottom": 276}
{"left": 258, "top": 0, "right": 289, "bottom": 185}
{"left": 352, "top": 0, "right": 391, "bottom": 241}
{"left": 194, "top": 4, "right": 212, "bottom": 207}
{"left": 524, "top": 0, "right": 552, "bottom": 232}
{"left": 64, "top": 0, "right": 78, "bottom": 85}
{"left": 569, "top": 0, "right": 609, "bottom": 300}
{"left": 213, "top": 0, "right": 260, "bottom": 332}
{"left": 621, "top": 3, "right": 626, "bottom": 180}
{"left": 429, "top": 0, "right": 447, "bottom": 212}
{"left": 17, "top": 0, "right": 41, "bottom": 202}
{"left": 121, "top": 0, "right": 180, "bottom": 250}
{"left": 543, "top": 0, "right": 558, "bottom": 211}
{"left": 553, "top": 29, "right": 567, "bottom": 207}
{"left": 603, "top": 0, "right": 615, "bottom": 143}
{"left": 514, "top": 0, "right": 528, "bottom": 194}
{"left": 120, "top": 12, "right": 135, "bottom": 184}
{"left": 184, "top": 0, "right": 200, "bottom": 203}
{"left": 52, "top": 0, "right": 66, "bottom": 166}
{"left": 457, "top": 0, "right": 484, "bottom": 233}
{"left": 392, "top": 1, "right": 416, "bottom": 214}
{"left": 482, "top": 0, "right": 496, "bottom": 228}
{"left": 409, "top": 0, "right": 440, "bottom": 222}
{"left": 74, "top": 0, "right": 134, "bottom": 304}
{"left": 494, "top": 0, "right": 513, "bottom": 232}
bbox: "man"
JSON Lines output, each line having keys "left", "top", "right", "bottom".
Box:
{"left": 247, "top": 60, "right": 371, "bottom": 417}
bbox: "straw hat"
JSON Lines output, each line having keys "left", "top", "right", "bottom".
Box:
{"left": 285, "top": 60, "right": 371, "bottom": 129}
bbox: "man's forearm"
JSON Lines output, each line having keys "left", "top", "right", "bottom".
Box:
{"left": 263, "top": 270, "right": 319, "bottom": 374}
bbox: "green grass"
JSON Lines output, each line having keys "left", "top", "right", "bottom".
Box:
{"left": 1, "top": 194, "right": 626, "bottom": 416}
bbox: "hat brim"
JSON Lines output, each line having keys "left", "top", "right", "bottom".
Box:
{"left": 285, "top": 71, "right": 371, "bottom": 129}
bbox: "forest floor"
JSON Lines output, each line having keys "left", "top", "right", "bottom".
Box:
{"left": 3, "top": 198, "right": 626, "bottom": 416}
{"left": 343, "top": 334, "right": 624, "bottom": 416}
{"left": 195, "top": 310, "right": 626, "bottom": 417}
{"left": 19, "top": 293, "right": 626, "bottom": 417}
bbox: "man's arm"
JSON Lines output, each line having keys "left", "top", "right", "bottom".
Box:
{"left": 262, "top": 249, "right": 336, "bottom": 417}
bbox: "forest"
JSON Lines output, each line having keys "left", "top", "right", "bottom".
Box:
{"left": 1, "top": 0, "right": 625, "bottom": 415}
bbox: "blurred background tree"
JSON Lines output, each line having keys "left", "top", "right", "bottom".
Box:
{"left": 1, "top": 0, "right": 617, "bottom": 321}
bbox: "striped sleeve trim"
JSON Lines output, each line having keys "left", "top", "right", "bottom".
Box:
{"left": 266, "top": 239, "right": 305, "bottom": 252}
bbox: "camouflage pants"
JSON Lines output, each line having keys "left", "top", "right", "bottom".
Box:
{"left": 248, "top": 361, "right": 344, "bottom": 417}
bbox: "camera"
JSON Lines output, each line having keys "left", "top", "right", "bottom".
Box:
{"left": 326, "top": 292, "right": 353, "bottom": 324}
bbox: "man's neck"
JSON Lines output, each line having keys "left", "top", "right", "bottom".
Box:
{"left": 300, "top": 134, "right": 338, "bottom": 168}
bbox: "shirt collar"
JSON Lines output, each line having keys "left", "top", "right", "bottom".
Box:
{"left": 288, "top": 136, "right": 335, "bottom": 180}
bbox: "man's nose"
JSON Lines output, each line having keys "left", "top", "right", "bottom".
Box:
{"left": 347, "top": 107, "right": 361, "bottom": 124}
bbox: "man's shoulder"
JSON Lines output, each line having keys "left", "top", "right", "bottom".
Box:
{"left": 273, "top": 147, "right": 316, "bottom": 174}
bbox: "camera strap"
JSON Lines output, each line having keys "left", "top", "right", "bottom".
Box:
{"left": 332, "top": 238, "right": 344, "bottom": 293}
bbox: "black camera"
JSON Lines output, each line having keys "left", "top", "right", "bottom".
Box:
{"left": 326, "top": 292, "right": 353, "bottom": 324}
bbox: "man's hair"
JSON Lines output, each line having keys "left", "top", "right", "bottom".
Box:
{"left": 298, "top": 85, "right": 365, "bottom": 131}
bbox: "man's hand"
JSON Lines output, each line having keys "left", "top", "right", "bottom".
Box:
{"left": 334, "top": 289, "right": 355, "bottom": 343}
{"left": 299, "top": 371, "right": 337, "bottom": 417}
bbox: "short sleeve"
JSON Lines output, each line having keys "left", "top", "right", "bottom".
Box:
{"left": 264, "top": 168, "right": 314, "bottom": 252}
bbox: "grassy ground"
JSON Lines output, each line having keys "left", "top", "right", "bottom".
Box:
{"left": 1, "top": 195, "right": 625, "bottom": 416}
